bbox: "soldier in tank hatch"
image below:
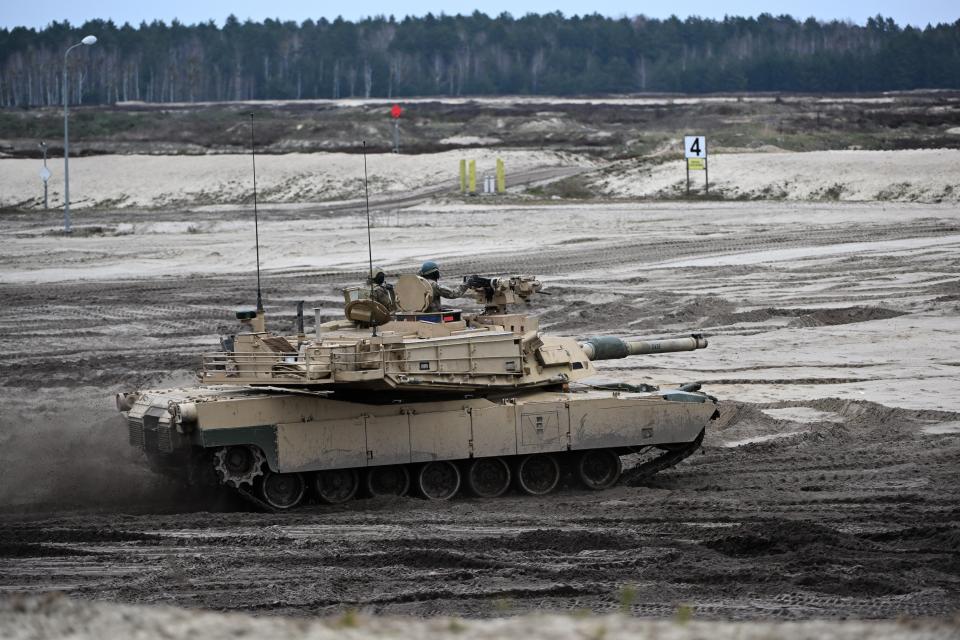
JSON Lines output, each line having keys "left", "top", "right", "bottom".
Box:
{"left": 367, "top": 266, "right": 397, "bottom": 312}
{"left": 418, "top": 260, "right": 475, "bottom": 312}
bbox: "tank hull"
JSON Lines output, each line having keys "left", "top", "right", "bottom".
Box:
{"left": 123, "top": 385, "right": 717, "bottom": 507}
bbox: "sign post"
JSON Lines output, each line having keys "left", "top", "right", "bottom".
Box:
{"left": 683, "top": 135, "right": 708, "bottom": 195}
{"left": 390, "top": 104, "right": 402, "bottom": 153}
{"left": 39, "top": 141, "right": 50, "bottom": 209}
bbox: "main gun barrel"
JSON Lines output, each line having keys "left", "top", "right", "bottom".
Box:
{"left": 581, "top": 334, "right": 708, "bottom": 361}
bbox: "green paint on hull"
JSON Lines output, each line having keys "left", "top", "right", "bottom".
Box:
{"left": 200, "top": 426, "right": 279, "bottom": 472}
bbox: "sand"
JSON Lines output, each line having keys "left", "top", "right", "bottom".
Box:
{"left": 593, "top": 149, "right": 960, "bottom": 202}
{"left": 0, "top": 148, "right": 591, "bottom": 210}
{"left": 1, "top": 595, "right": 954, "bottom": 640}
{"left": 5, "top": 148, "right": 960, "bottom": 212}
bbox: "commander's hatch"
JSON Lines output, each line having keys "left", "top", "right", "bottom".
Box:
{"left": 394, "top": 274, "right": 435, "bottom": 312}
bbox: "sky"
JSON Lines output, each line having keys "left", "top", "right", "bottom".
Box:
{"left": 2, "top": 0, "right": 957, "bottom": 30}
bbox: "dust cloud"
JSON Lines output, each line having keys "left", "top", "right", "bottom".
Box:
{"left": 0, "top": 386, "right": 183, "bottom": 511}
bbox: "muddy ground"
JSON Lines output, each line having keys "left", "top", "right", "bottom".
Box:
{"left": 0, "top": 195, "right": 959, "bottom": 625}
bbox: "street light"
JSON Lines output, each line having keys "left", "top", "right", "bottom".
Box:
{"left": 39, "top": 141, "right": 50, "bottom": 209}
{"left": 63, "top": 34, "right": 96, "bottom": 233}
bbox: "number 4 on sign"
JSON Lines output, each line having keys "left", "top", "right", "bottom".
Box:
{"left": 684, "top": 136, "right": 706, "bottom": 158}
{"left": 683, "top": 135, "right": 709, "bottom": 195}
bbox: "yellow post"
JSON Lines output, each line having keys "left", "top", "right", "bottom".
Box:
{"left": 468, "top": 160, "right": 476, "bottom": 194}
{"left": 459, "top": 159, "right": 466, "bottom": 194}
{"left": 495, "top": 158, "right": 505, "bottom": 194}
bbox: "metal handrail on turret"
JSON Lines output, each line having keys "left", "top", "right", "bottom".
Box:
{"left": 199, "top": 343, "right": 526, "bottom": 385}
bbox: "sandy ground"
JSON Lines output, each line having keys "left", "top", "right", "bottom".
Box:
{"left": 1, "top": 595, "right": 956, "bottom": 640}
{"left": 592, "top": 149, "right": 960, "bottom": 202}
{"left": 0, "top": 175, "right": 959, "bottom": 635}
{"left": 0, "top": 149, "right": 590, "bottom": 210}
{"left": 3, "top": 198, "right": 958, "bottom": 412}
{"left": 5, "top": 148, "right": 960, "bottom": 212}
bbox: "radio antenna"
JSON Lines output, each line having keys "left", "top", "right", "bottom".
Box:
{"left": 362, "top": 141, "right": 377, "bottom": 336}
{"left": 362, "top": 141, "right": 374, "bottom": 289}
{"left": 250, "top": 113, "right": 263, "bottom": 312}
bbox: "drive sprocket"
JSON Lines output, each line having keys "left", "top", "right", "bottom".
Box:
{"left": 213, "top": 445, "right": 266, "bottom": 488}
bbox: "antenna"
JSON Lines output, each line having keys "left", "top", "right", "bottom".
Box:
{"left": 250, "top": 113, "right": 263, "bottom": 312}
{"left": 362, "top": 141, "right": 374, "bottom": 289}
{"left": 362, "top": 141, "right": 377, "bottom": 336}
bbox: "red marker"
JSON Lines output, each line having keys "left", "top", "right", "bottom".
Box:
{"left": 390, "top": 104, "right": 402, "bottom": 119}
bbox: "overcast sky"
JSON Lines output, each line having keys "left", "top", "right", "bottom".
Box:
{"left": 3, "top": 0, "right": 957, "bottom": 30}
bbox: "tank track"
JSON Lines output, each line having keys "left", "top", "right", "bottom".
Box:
{"left": 621, "top": 428, "right": 705, "bottom": 486}
{"left": 222, "top": 432, "right": 705, "bottom": 512}
{"left": 237, "top": 485, "right": 280, "bottom": 513}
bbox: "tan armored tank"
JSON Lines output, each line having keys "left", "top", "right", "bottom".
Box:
{"left": 117, "top": 274, "right": 717, "bottom": 510}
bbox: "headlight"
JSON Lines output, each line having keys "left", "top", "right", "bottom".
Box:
{"left": 115, "top": 392, "right": 137, "bottom": 412}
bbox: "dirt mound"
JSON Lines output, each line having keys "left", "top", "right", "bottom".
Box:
{"left": 710, "top": 402, "right": 782, "bottom": 431}
{"left": 665, "top": 296, "right": 737, "bottom": 323}
{"left": 705, "top": 306, "right": 906, "bottom": 328}
{"left": 765, "top": 398, "right": 960, "bottom": 430}
{"left": 510, "top": 529, "right": 640, "bottom": 552}
{"left": 787, "top": 307, "right": 907, "bottom": 328}
{"left": 702, "top": 519, "right": 871, "bottom": 559}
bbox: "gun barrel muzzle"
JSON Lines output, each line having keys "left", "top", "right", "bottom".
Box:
{"left": 581, "top": 334, "right": 708, "bottom": 361}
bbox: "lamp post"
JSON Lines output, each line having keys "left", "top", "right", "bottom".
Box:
{"left": 63, "top": 34, "right": 96, "bottom": 233}
{"left": 39, "top": 141, "right": 49, "bottom": 209}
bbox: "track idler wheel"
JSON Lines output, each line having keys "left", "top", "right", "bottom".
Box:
{"left": 365, "top": 465, "right": 410, "bottom": 498}
{"left": 515, "top": 454, "right": 560, "bottom": 496}
{"left": 417, "top": 461, "right": 461, "bottom": 501}
{"left": 465, "top": 457, "right": 512, "bottom": 498}
{"left": 259, "top": 471, "right": 306, "bottom": 510}
{"left": 314, "top": 468, "right": 360, "bottom": 504}
{"left": 577, "top": 449, "right": 623, "bottom": 490}
{"left": 213, "top": 445, "right": 266, "bottom": 488}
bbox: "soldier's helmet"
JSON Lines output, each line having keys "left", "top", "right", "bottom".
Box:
{"left": 419, "top": 260, "right": 440, "bottom": 280}
{"left": 372, "top": 266, "right": 385, "bottom": 284}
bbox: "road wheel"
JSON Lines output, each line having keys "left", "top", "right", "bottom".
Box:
{"left": 515, "top": 454, "right": 560, "bottom": 496}
{"left": 417, "top": 461, "right": 461, "bottom": 501}
{"left": 314, "top": 468, "right": 360, "bottom": 504}
{"left": 365, "top": 465, "right": 410, "bottom": 497}
{"left": 465, "top": 457, "right": 512, "bottom": 498}
{"left": 577, "top": 449, "right": 622, "bottom": 490}
{"left": 259, "top": 471, "right": 306, "bottom": 510}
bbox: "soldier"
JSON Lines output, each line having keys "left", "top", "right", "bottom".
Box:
{"left": 419, "top": 260, "right": 472, "bottom": 312}
{"left": 367, "top": 266, "right": 397, "bottom": 312}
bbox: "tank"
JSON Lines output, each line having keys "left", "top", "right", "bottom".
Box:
{"left": 117, "top": 274, "right": 718, "bottom": 510}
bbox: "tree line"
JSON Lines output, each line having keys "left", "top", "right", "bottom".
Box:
{"left": 1, "top": 12, "right": 958, "bottom": 107}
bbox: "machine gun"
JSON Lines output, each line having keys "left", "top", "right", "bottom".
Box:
{"left": 464, "top": 274, "right": 542, "bottom": 314}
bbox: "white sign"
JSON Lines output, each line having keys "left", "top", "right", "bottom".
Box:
{"left": 39, "top": 166, "right": 51, "bottom": 182}
{"left": 684, "top": 136, "right": 706, "bottom": 159}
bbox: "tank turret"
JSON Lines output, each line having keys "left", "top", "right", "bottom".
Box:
{"left": 196, "top": 274, "right": 708, "bottom": 395}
